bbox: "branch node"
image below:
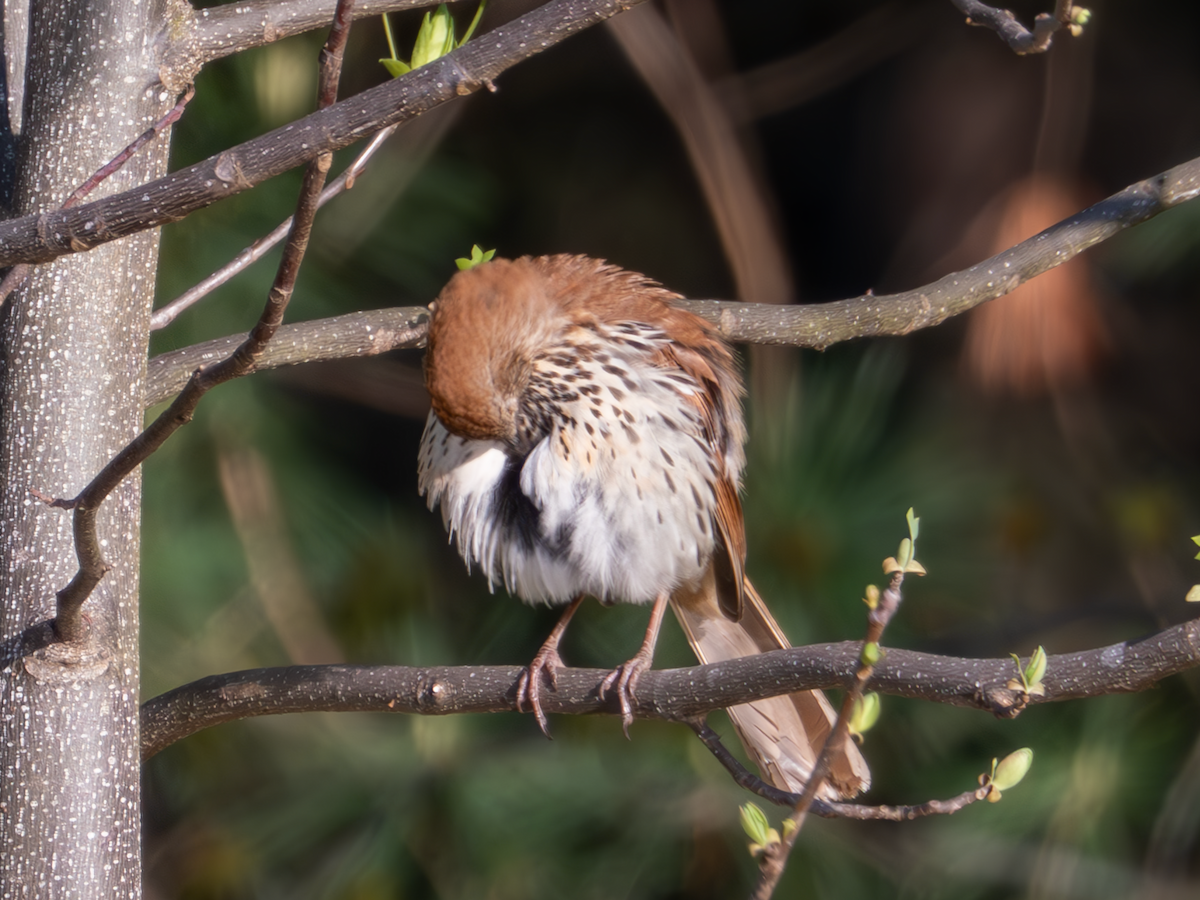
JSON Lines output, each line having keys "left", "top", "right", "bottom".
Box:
{"left": 29, "top": 487, "right": 79, "bottom": 510}
{"left": 981, "top": 686, "right": 1028, "bottom": 718}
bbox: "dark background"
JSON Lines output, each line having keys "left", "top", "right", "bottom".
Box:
{"left": 142, "top": 1, "right": 1200, "bottom": 896}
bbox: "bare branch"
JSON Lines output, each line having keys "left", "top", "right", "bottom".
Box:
{"left": 159, "top": 1, "right": 438, "bottom": 90}
{"left": 140, "top": 614, "right": 1200, "bottom": 759}
{"left": 0, "top": 0, "right": 646, "bottom": 270}
{"left": 609, "top": 6, "right": 795, "bottom": 311}
{"left": 139, "top": 151, "right": 1200, "bottom": 408}
{"left": 145, "top": 307, "right": 428, "bottom": 406}
{"left": 690, "top": 154, "right": 1200, "bottom": 348}
{"left": 949, "top": 0, "right": 1082, "bottom": 55}
{"left": 689, "top": 721, "right": 988, "bottom": 819}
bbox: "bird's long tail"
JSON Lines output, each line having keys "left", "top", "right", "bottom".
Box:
{"left": 670, "top": 569, "right": 870, "bottom": 800}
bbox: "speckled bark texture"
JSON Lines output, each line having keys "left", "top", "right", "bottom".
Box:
{"left": 0, "top": 1, "right": 171, "bottom": 897}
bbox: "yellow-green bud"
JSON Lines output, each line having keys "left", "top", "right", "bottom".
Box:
{"left": 849, "top": 692, "right": 881, "bottom": 738}
{"left": 1024, "top": 646, "right": 1047, "bottom": 686}
{"left": 863, "top": 584, "right": 880, "bottom": 610}
{"left": 861, "top": 642, "right": 882, "bottom": 666}
{"left": 991, "top": 748, "right": 1034, "bottom": 792}
{"left": 739, "top": 803, "right": 771, "bottom": 847}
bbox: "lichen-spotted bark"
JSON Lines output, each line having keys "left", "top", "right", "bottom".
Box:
{"left": 0, "top": 1, "right": 172, "bottom": 896}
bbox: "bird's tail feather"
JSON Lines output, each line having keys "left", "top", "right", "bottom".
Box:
{"left": 670, "top": 569, "right": 870, "bottom": 800}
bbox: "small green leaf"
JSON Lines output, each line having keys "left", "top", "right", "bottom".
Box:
{"left": 906, "top": 507, "right": 920, "bottom": 542}
{"left": 1024, "top": 646, "right": 1047, "bottom": 687}
{"left": 849, "top": 692, "right": 881, "bottom": 738}
{"left": 455, "top": 245, "right": 496, "bottom": 270}
{"left": 1192, "top": 534, "right": 1200, "bottom": 559}
{"left": 1187, "top": 585, "right": 1200, "bottom": 603}
{"left": 991, "top": 748, "right": 1034, "bottom": 792}
{"left": 739, "top": 803, "right": 771, "bottom": 847}
{"left": 380, "top": 1, "right": 486, "bottom": 78}
{"left": 379, "top": 57, "right": 410, "bottom": 77}
{"left": 1008, "top": 647, "right": 1047, "bottom": 695}
{"left": 409, "top": 8, "right": 446, "bottom": 70}
{"left": 896, "top": 538, "right": 912, "bottom": 571}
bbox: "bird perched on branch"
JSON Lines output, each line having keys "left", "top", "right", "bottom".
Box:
{"left": 418, "top": 254, "right": 868, "bottom": 799}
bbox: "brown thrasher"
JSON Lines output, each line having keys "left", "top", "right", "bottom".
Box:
{"left": 417, "top": 254, "right": 869, "bottom": 799}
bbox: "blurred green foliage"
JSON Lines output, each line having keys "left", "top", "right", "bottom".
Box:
{"left": 142, "top": 2, "right": 1200, "bottom": 897}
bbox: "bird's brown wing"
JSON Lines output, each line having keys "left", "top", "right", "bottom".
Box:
{"left": 654, "top": 335, "right": 747, "bottom": 622}
{"left": 671, "top": 569, "right": 871, "bottom": 800}
{"left": 710, "top": 475, "right": 746, "bottom": 621}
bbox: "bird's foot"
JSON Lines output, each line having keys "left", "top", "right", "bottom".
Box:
{"left": 516, "top": 645, "right": 567, "bottom": 738}
{"left": 598, "top": 648, "right": 653, "bottom": 738}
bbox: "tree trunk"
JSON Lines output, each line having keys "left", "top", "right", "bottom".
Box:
{"left": 0, "top": 1, "right": 170, "bottom": 896}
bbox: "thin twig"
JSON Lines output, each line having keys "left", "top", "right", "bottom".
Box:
{"left": 43, "top": 3, "right": 356, "bottom": 641}
{"left": 150, "top": 125, "right": 398, "bottom": 330}
{"left": 0, "top": 85, "right": 195, "bottom": 307}
{"left": 609, "top": 6, "right": 795, "bottom": 309}
{"left": 949, "top": 0, "right": 1080, "bottom": 55}
{"left": 688, "top": 721, "right": 988, "bottom": 820}
{"left": 751, "top": 570, "right": 906, "bottom": 898}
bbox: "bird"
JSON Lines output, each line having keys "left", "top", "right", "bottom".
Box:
{"left": 417, "top": 254, "right": 869, "bottom": 799}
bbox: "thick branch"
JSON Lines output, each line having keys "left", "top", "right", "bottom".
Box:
{"left": 144, "top": 307, "right": 428, "bottom": 406}
{"left": 160, "top": 1, "right": 437, "bottom": 89}
{"left": 0, "top": 0, "right": 644, "bottom": 269}
{"left": 140, "top": 615, "right": 1200, "bottom": 759}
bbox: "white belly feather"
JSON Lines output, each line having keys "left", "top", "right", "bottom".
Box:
{"left": 418, "top": 325, "right": 723, "bottom": 606}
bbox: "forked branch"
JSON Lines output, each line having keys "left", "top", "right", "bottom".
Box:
{"left": 42, "top": 0, "right": 358, "bottom": 640}
{"left": 0, "top": 0, "right": 647, "bottom": 269}
{"left": 949, "top": 0, "right": 1086, "bottom": 54}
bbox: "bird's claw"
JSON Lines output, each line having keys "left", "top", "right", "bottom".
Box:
{"left": 599, "top": 653, "right": 652, "bottom": 738}
{"left": 516, "top": 647, "right": 566, "bottom": 738}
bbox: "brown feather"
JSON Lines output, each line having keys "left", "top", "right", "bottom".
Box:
{"left": 672, "top": 570, "right": 870, "bottom": 800}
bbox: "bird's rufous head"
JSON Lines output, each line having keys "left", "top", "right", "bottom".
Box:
{"left": 423, "top": 257, "right": 567, "bottom": 444}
